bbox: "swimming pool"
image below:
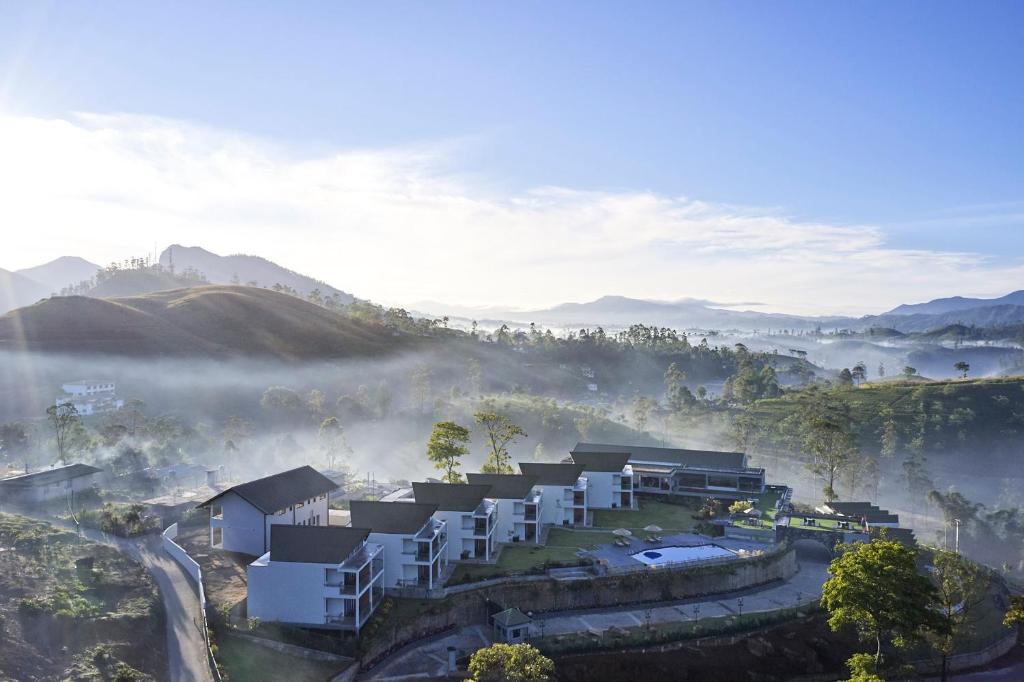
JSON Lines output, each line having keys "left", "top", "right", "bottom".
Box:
{"left": 630, "top": 544, "right": 735, "bottom": 566}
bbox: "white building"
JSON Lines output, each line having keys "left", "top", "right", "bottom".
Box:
{"left": 0, "top": 463, "right": 102, "bottom": 505}
{"left": 55, "top": 381, "right": 124, "bottom": 416}
{"left": 247, "top": 525, "right": 384, "bottom": 632}
{"left": 518, "top": 462, "right": 589, "bottom": 528}
{"left": 199, "top": 466, "right": 337, "bottom": 557}
{"left": 412, "top": 482, "right": 497, "bottom": 562}
{"left": 349, "top": 500, "right": 449, "bottom": 590}
{"left": 466, "top": 473, "right": 540, "bottom": 544}
{"left": 568, "top": 450, "right": 634, "bottom": 510}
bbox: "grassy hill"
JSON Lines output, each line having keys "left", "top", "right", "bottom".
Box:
{"left": 748, "top": 375, "right": 1024, "bottom": 456}
{"left": 0, "top": 285, "right": 414, "bottom": 359}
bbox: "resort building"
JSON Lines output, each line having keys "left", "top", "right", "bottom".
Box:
{"left": 55, "top": 380, "right": 124, "bottom": 416}
{"left": 567, "top": 450, "right": 634, "bottom": 509}
{"left": 571, "top": 443, "right": 765, "bottom": 500}
{"left": 199, "top": 466, "right": 337, "bottom": 557}
{"left": 518, "top": 462, "right": 589, "bottom": 527}
{"left": 349, "top": 500, "right": 449, "bottom": 590}
{"left": 0, "top": 463, "right": 102, "bottom": 505}
{"left": 247, "top": 525, "right": 383, "bottom": 632}
{"left": 466, "top": 473, "right": 540, "bottom": 543}
{"left": 412, "top": 482, "right": 497, "bottom": 561}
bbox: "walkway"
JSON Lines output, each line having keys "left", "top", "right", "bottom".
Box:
{"left": 10, "top": 511, "right": 214, "bottom": 682}
{"left": 361, "top": 548, "right": 830, "bottom": 680}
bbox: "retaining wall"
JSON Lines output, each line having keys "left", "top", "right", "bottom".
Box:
{"left": 162, "top": 522, "right": 223, "bottom": 682}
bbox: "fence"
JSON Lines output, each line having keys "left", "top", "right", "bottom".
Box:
{"left": 162, "top": 522, "right": 223, "bottom": 682}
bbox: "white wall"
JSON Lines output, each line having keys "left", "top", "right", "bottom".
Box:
{"left": 247, "top": 559, "right": 328, "bottom": 626}
{"left": 491, "top": 498, "right": 522, "bottom": 543}
{"left": 368, "top": 531, "right": 411, "bottom": 588}
{"left": 210, "top": 492, "right": 265, "bottom": 556}
{"left": 586, "top": 472, "right": 614, "bottom": 509}
{"left": 434, "top": 509, "right": 472, "bottom": 561}
{"left": 536, "top": 484, "right": 572, "bottom": 526}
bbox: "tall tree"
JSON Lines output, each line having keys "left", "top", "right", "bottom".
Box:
{"left": 46, "top": 402, "right": 80, "bottom": 464}
{"left": 802, "top": 397, "right": 857, "bottom": 502}
{"left": 426, "top": 421, "right": 470, "bottom": 484}
{"left": 468, "top": 643, "right": 554, "bottom": 682}
{"left": 927, "top": 550, "right": 990, "bottom": 682}
{"left": 318, "top": 417, "right": 352, "bottom": 470}
{"left": 1004, "top": 595, "right": 1024, "bottom": 635}
{"left": 821, "top": 538, "right": 946, "bottom": 666}
{"left": 0, "top": 422, "right": 30, "bottom": 464}
{"left": 664, "top": 362, "right": 694, "bottom": 413}
{"left": 475, "top": 411, "right": 527, "bottom": 474}
{"left": 631, "top": 395, "right": 654, "bottom": 432}
{"left": 411, "top": 364, "right": 433, "bottom": 416}
{"left": 851, "top": 362, "right": 867, "bottom": 385}
{"left": 953, "top": 361, "right": 970, "bottom": 379}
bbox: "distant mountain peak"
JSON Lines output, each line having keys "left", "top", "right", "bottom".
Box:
{"left": 15, "top": 256, "right": 102, "bottom": 294}
{"left": 158, "top": 245, "right": 355, "bottom": 303}
{"left": 885, "top": 290, "right": 1024, "bottom": 316}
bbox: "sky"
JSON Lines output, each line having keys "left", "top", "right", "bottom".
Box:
{"left": 0, "top": 1, "right": 1022, "bottom": 315}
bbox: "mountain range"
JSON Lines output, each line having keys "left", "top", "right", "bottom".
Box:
{"left": 4, "top": 245, "right": 1024, "bottom": 337}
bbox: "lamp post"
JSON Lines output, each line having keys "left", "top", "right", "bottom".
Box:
{"left": 738, "top": 597, "right": 744, "bottom": 616}
{"left": 954, "top": 518, "right": 961, "bottom": 554}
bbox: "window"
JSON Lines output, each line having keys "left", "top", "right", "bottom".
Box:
{"left": 212, "top": 528, "right": 223, "bottom": 546}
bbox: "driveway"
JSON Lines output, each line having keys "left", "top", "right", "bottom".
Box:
{"left": 10, "top": 511, "right": 213, "bottom": 682}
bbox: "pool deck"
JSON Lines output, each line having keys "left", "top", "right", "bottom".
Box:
{"left": 587, "top": 532, "right": 771, "bottom": 570}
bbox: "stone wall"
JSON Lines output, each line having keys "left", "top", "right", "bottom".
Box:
{"left": 360, "top": 546, "right": 797, "bottom": 666}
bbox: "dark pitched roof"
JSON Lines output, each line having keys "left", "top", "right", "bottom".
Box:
{"left": 827, "top": 502, "right": 899, "bottom": 523}
{"left": 269, "top": 525, "right": 369, "bottom": 564}
{"left": 0, "top": 463, "right": 101, "bottom": 488}
{"left": 412, "top": 482, "right": 492, "bottom": 511}
{"left": 466, "top": 474, "right": 537, "bottom": 499}
{"left": 493, "top": 607, "right": 532, "bottom": 628}
{"left": 198, "top": 466, "right": 337, "bottom": 514}
{"left": 572, "top": 442, "right": 747, "bottom": 470}
{"left": 569, "top": 450, "right": 631, "bottom": 472}
{"left": 869, "top": 527, "right": 916, "bottom": 547}
{"left": 519, "top": 462, "right": 584, "bottom": 486}
{"left": 349, "top": 500, "right": 438, "bottom": 534}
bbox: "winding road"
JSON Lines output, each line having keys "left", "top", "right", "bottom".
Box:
{"left": 9, "top": 511, "right": 213, "bottom": 682}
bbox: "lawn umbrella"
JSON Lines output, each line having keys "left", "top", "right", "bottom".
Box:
{"left": 643, "top": 525, "right": 663, "bottom": 533}
{"left": 612, "top": 528, "right": 633, "bottom": 537}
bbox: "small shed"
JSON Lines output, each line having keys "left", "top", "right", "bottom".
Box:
{"left": 492, "top": 608, "right": 534, "bottom": 644}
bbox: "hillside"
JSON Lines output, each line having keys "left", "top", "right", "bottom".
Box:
{"left": 0, "top": 268, "right": 51, "bottom": 315}
{"left": 15, "top": 256, "right": 101, "bottom": 293}
{"left": 0, "top": 285, "right": 412, "bottom": 359}
{"left": 885, "top": 290, "right": 1024, "bottom": 316}
{"left": 747, "top": 375, "right": 1024, "bottom": 458}
{"left": 159, "top": 245, "right": 355, "bottom": 304}
{"left": 85, "top": 268, "right": 206, "bottom": 298}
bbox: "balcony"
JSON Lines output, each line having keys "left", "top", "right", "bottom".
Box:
{"left": 572, "top": 492, "right": 585, "bottom": 507}
{"left": 524, "top": 505, "right": 537, "bottom": 521}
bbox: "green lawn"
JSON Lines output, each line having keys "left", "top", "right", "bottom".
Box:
{"left": 592, "top": 499, "right": 698, "bottom": 535}
{"left": 216, "top": 633, "right": 349, "bottom": 682}
{"left": 448, "top": 529, "right": 617, "bottom": 583}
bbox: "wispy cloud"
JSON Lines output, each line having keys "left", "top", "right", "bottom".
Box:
{"left": 1, "top": 112, "right": 1022, "bottom": 316}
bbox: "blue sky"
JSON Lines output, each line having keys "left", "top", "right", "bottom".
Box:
{"left": 1, "top": 1, "right": 1022, "bottom": 313}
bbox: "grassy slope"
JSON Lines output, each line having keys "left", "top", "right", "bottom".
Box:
{"left": 748, "top": 375, "right": 1024, "bottom": 455}
{"left": 0, "top": 285, "right": 415, "bottom": 359}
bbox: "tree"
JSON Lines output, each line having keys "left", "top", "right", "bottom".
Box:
{"left": 928, "top": 550, "right": 990, "bottom": 682}
{"left": 838, "top": 368, "right": 855, "bottom": 387}
{"left": 877, "top": 406, "right": 898, "bottom": 459}
{"left": 411, "top": 365, "right": 432, "bottom": 415}
{"left": 120, "top": 398, "right": 147, "bottom": 436}
{"left": 902, "top": 366, "right": 918, "bottom": 378}
{"left": 1004, "top": 595, "right": 1024, "bottom": 633}
{"left": 631, "top": 395, "right": 654, "bottom": 432}
{"left": 802, "top": 397, "right": 857, "bottom": 502}
{"left": 821, "top": 538, "right": 946, "bottom": 667}
{"left": 0, "top": 422, "right": 30, "bottom": 464}
{"left": 46, "top": 402, "right": 81, "bottom": 464}
{"left": 318, "top": 417, "right": 352, "bottom": 470}
{"left": 728, "top": 500, "right": 753, "bottom": 515}
{"left": 426, "top": 421, "right": 469, "bottom": 483}
{"left": 843, "top": 653, "right": 885, "bottom": 682}
{"left": 953, "top": 361, "right": 970, "bottom": 379}
{"left": 475, "top": 412, "right": 527, "bottom": 474}
{"left": 851, "top": 362, "right": 867, "bottom": 385}
{"left": 468, "top": 643, "right": 554, "bottom": 682}
{"left": 664, "top": 362, "right": 694, "bottom": 413}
